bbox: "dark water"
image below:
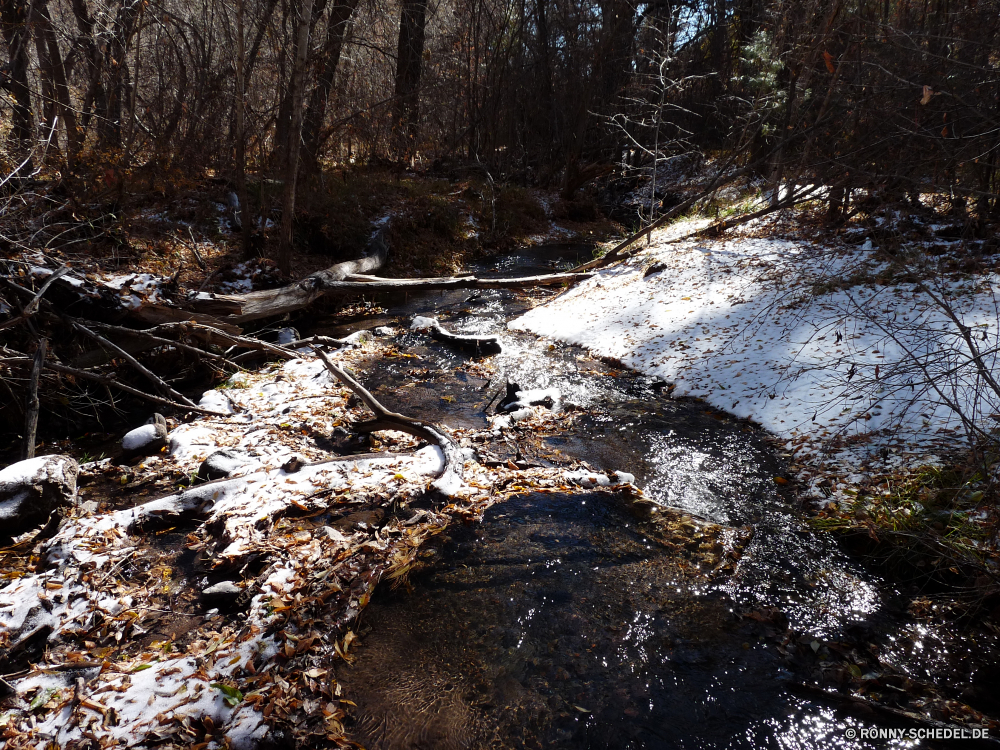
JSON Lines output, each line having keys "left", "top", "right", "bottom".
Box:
{"left": 317, "top": 245, "right": 929, "bottom": 749}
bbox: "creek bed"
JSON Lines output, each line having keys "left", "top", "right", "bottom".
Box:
{"left": 309, "top": 245, "right": 957, "bottom": 749}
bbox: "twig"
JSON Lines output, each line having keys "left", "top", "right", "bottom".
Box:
{"left": 43, "top": 361, "right": 227, "bottom": 417}
{"left": 23, "top": 338, "right": 47, "bottom": 460}
{"left": 0, "top": 267, "right": 70, "bottom": 331}
{"left": 22, "top": 266, "right": 69, "bottom": 319}
{"left": 315, "top": 349, "right": 464, "bottom": 493}
{"left": 71, "top": 320, "right": 199, "bottom": 408}
{"left": 84, "top": 320, "right": 227, "bottom": 362}
{"left": 184, "top": 227, "right": 207, "bottom": 270}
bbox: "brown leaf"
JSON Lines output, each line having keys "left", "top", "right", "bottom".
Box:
{"left": 823, "top": 51, "right": 836, "bottom": 74}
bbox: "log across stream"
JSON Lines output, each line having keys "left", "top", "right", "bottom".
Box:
{"left": 303, "top": 244, "right": 964, "bottom": 749}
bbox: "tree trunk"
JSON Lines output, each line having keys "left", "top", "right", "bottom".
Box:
{"left": 392, "top": 0, "right": 428, "bottom": 161}
{"left": 301, "top": 0, "right": 359, "bottom": 172}
{"left": 101, "top": 0, "right": 143, "bottom": 150}
{"left": 276, "top": 0, "right": 317, "bottom": 275}
{"left": 33, "top": 0, "right": 81, "bottom": 163}
{"left": 0, "top": 0, "right": 34, "bottom": 171}
{"left": 235, "top": 0, "right": 252, "bottom": 258}
{"left": 69, "top": 0, "right": 107, "bottom": 138}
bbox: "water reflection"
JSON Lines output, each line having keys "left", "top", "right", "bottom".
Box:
{"left": 342, "top": 493, "right": 906, "bottom": 750}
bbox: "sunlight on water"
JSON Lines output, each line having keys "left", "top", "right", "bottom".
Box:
{"left": 324, "top": 246, "right": 911, "bottom": 749}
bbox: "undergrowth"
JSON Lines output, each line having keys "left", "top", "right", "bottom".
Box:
{"left": 811, "top": 462, "right": 998, "bottom": 593}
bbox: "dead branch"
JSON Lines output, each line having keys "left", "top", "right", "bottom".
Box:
{"left": 81, "top": 321, "right": 228, "bottom": 363}
{"left": 316, "top": 349, "right": 464, "bottom": 494}
{"left": 43, "top": 361, "right": 228, "bottom": 417}
{"left": 71, "top": 320, "right": 199, "bottom": 409}
{"left": 572, "top": 165, "right": 753, "bottom": 272}
{"left": 23, "top": 338, "right": 47, "bottom": 460}
{"left": 184, "top": 227, "right": 207, "bottom": 270}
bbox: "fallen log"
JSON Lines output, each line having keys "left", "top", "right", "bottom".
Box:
{"left": 187, "top": 226, "right": 391, "bottom": 324}
{"left": 410, "top": 315, "right": 502, "bottom": 355}
{"left": 195, "top": 270, "right": 593, "bottom": 325}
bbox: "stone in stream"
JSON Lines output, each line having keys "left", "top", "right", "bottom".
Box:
{"left": 198, "top": 448, "right": 256, "bottom": 481}
{"left": 120, "top": 413, "right": 168, "bottom": 461}
{"left": 0, "top": 455, "right": 79, "bottom": 533}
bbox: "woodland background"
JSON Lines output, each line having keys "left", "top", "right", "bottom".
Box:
{"left": 1, "top": 0, "right": 999, "bottom": 266}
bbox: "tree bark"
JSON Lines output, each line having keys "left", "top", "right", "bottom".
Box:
{"left": 0, "top": 0, "right": 34, "bottom": 170}
{"left": 392, "top": 0, "right": 428, "bottom": 161}
{"left": 277, "top": 0, "right": 317, "bottom": 275}
{"left": 32, "top": 0, "right": 81, "bottom": 163}
{"left": 301, "top": 0, "right": 359, "bottom": 172}
{"left": 23, "top": 338, "right": 46, "bottom": 460}
{"left": 235, "top": 0, "right": 253, "bottom": 258}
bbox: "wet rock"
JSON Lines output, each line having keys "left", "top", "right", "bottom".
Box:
{"left": 121, "top": 414, "right": 168, "bottom": 460}
{"left": 644, "top": 261, "right": 668, "bottom": 278}
{"left": 0, "top": 455, "right": 79, "bottom": 533}
{"left": 328, "top": 425, "right": 371, "bottom": 455}
{"left": 201, "top": 581, "right": 242, "bottom": 608}
{"left": 198, "top": 448, "right": 255, "bottom": 481}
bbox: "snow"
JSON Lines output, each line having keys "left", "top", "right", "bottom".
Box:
{"left": 0, "top": 456, "right": 50, "bottom": 489}
{"left": 565, "top": 469, "right": 636, "bottom": 488}
{"left": 512, "top": 221, "right": 997, "bottom": 499}
{"left": 200, "top": 389, "right": 235, "bottom": 414}
{"left": 102, "top": 272, "right": 168, "bottom": 308}
{"left": 410, "top": 315, "right": 437, "bottom": 330}
{"left": 121, "top": 423, "right": 163, "bottom": 451}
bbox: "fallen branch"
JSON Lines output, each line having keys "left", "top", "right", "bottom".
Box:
{"left": 198, "top": 270, "right": 593, "bottom": 324}
{"left": 316, "top": 349, "right": 465, "bottom": 495}
{"left": 71, "top": 320, "right": 199, "bottom": 409}
{"left": 43, "top": 361, "right": 228, "bottom": 417}
{"left": 575, "top": 182, "right": 821, "bottom": 272}
{"left": 572, "top": 165, "right": 752, "bottom": 272}
{"left": 331, "top": 271, "right": 590, "bottom": 290}
{"left": 78, "top": 320, "right": 228, "bottom": 364}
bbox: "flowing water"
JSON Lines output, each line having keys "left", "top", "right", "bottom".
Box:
{"left": 312, "top": 246, "right": 949, "bottom": 749}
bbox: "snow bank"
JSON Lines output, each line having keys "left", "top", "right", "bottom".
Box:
{"left": 513, "top": 223, "right": 996, "bottom": 498}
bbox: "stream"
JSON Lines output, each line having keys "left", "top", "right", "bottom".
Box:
{"left": 310, "top": 245, "right": 948, "bottom": 749}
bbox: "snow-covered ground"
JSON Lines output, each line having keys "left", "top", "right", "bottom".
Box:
{"left": 512, "top": 218, "right": 1000, "bottom": 501}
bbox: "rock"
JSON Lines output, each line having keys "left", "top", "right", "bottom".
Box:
{"left": 198, "top": 448, "right": 255, "bottom": 481}
{"left": 201, "top": 581, "right": 242, "bottom": 607}
{"left": 277, "top": 327, "right": 300, "bottom": 345}
{"left": 0, "top": 455, "right": 79, "bottom": 533}
{"left": 121, "top": 414, "right": 168, "bottom": 460}
{"left": 331, "top": 509, "right": 386, "bottom": 533}
{"left": 198, "top": 389, "right": 234, "bottom": 414}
